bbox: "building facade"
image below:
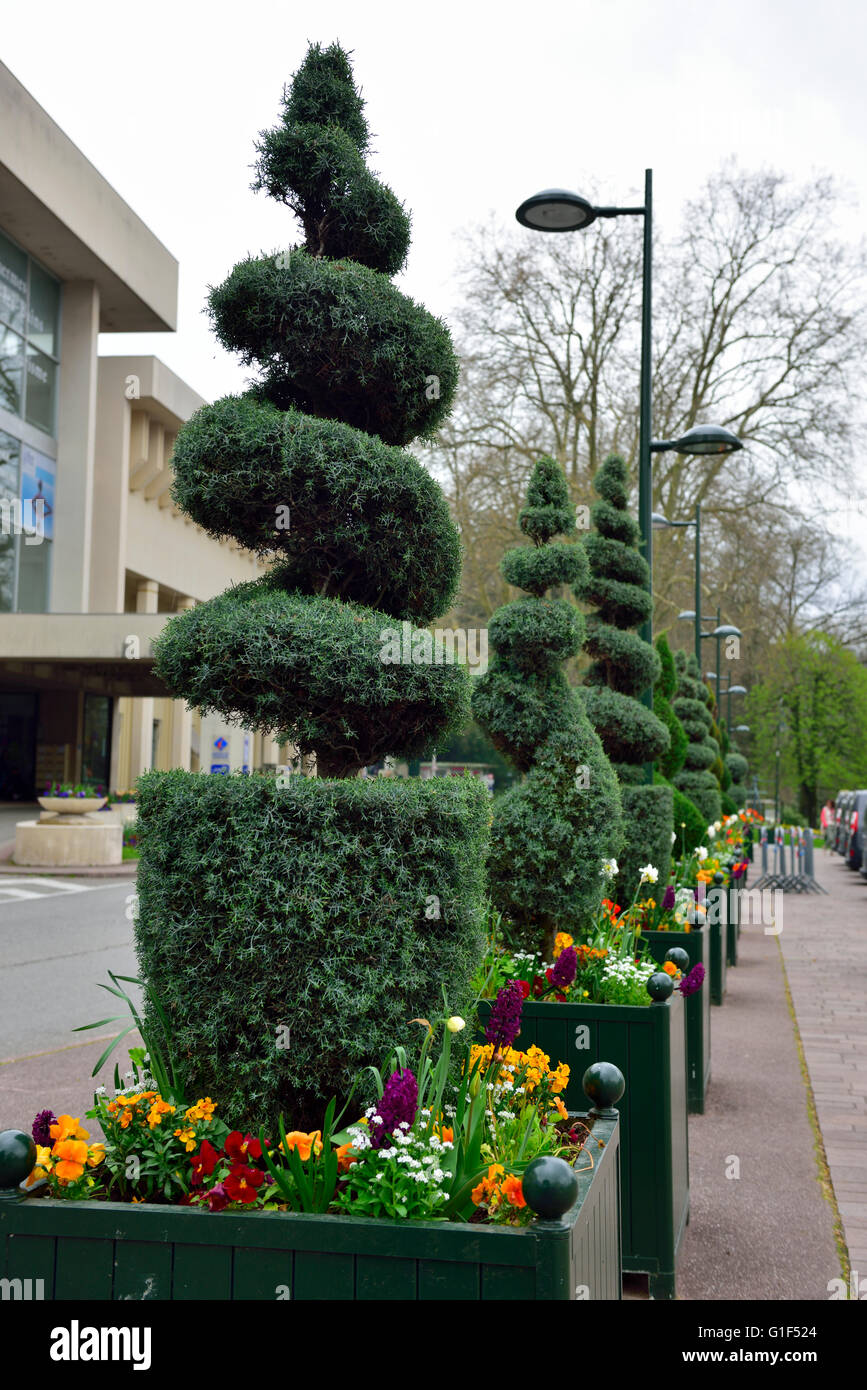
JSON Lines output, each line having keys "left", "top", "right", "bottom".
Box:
{"left": 0, "top": 61, "right": 281, "bottom": 799}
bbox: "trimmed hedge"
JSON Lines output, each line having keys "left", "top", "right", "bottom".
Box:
{"left": 135, "top": 771, "right": 489, "bottom": 1131}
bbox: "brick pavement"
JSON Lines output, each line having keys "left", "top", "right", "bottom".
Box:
{"left": 779, "top": 847, "right": 867, "bottom": 1276}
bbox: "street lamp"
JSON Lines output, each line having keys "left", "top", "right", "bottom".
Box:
{"left": 516, "top": 175, "right": 744, "bottom": 784}
{"left": 654, "top": 504, "right": 702, "bottom": 666}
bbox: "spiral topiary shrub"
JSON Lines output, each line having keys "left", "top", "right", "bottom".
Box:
{"left": 672, "top": 650, "right": 723, "bottom": 824}
{"left": 726, "top": 750, "right": 750, "bottom": 807}
{"left": 655, "top": 633, "right": 688, "bottom": 781}
{"left": 472, "top": 457, "right": 622, "bottom": 953}
{"left": 577, "top": 454, "right": 673, "bottom": 898}
{"left": 136, "top": 42, "right": 488, "bottom": 1127}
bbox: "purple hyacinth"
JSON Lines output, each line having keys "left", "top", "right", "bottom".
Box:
{"left": 484, "top": 980, "right": 524, "bottom": 1051}
{"left": 661, "top": 884, "right": 676, "bottom": 912}
{"left": 32, "top": 1109, "right": 57, "bottom": 1146}
{"left": 678, "top": 963, "right": 706, "bottom": 997}
{"left": 550, "top": 945, "right": 578, "bottom": 991}
{"left": 371, "top": 1068, "right": 419, "bottom": 1149}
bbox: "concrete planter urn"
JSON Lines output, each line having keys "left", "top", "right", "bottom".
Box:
{"left": 37, "top": 796, "right": 108, "bottom": 820}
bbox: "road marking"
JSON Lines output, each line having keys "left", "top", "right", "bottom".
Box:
{"left": 0, "top": 878, "right": 128, "bottom": 904}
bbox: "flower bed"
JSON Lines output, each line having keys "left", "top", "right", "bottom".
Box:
{"left": 477, "top": 992, "right": 687, "bottom": 1299}
{"left": 0, "top": 986, "right": 624, "bottom": 1301}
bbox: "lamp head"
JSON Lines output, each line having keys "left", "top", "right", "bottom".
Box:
{"left": 668, "top": 425, "right": 743, "bottom": 455}
{"left": 713, "top": 625, "right": 742, "bottom": 639}
{"left": 677, "top": 610, "right": 696, "bottom": 621}
{"left": 516, "top": 189, "right": 597, "bottom": 232}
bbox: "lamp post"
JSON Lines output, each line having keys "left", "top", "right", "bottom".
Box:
{"left": 516, "top": 178, "right": 742, "bottom": 785}
{"left": 653, "top": 503, "right": 701, "bottom": 664}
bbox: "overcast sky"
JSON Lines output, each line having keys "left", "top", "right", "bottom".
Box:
{"left": 5, "top": 0, "right": 867, "bottom": 543}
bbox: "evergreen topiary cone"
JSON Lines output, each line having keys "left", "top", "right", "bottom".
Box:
{"left": 577, "top": 454, "right": 673, "bottom": 899}
{"left": 135, "top": 43, "right": 489, "bottom": 1130}
{"left": 472, "top": 457, "right": 622, "bottom": 954}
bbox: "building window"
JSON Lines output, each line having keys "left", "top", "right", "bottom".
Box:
{"left": 0, "top": 429, "right": 54, "bottom": 612}
{"left": 0, "top": 230, "right": 60, "bottom": 434}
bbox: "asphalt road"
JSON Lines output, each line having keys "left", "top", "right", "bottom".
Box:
{"left": 0, "top": 878, "right": 141, "bottom": 1131}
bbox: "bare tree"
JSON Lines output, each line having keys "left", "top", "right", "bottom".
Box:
{"left": 432, "top": 163, "right": 867, "bottom": 652}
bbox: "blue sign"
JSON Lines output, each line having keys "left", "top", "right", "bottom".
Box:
{"left": 213, "top": 737, "right": 229, "bottom": 752}
{"left": 210, "top": 764, "right": 230, "bottom": 775}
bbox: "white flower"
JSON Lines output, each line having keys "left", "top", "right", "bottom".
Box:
{"left": 707, "top": 825, "right": 716, "bottom": 839}
{"left": 446, "top": 1016, "right": 466, "bottom": 1033}
{"left": 95, "top": 1085, "right": 107, "bottom": 1095}
{"left": 695, "top": 846, "right": 708, "bottom": 862}
{"left": 601, "top": 857, "right": 619, "bottom": 877}
{"left": 714, "top": 820, "right": 722, "bottom": 832}
{"left": 671, "top": 830, "right": 677, "bottom": 845}
{"left": 639, "top": 863, "right": 658, "bottom": 884}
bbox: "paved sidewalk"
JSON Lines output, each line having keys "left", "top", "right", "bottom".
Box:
{"left": 676, "top": 894, "right": 842, "bottom": 1299}
{"left": 779, "top": 849, "right": 866, "bottom": 1275}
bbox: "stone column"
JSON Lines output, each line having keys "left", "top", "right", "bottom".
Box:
{"left": 169, "top": 597, "right": 195, "bottom": 770}
{"left": 50, "top": 281, "right": 100, "bottom": 612}
{"left": 128, "top": 579, "right": 159, "bottom": 780}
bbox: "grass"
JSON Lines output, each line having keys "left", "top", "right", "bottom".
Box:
{"left": 122, "top": 846, "right": 140, "bottom": 861}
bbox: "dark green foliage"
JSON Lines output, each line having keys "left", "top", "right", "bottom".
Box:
{"left": 583, "top": 685, "right": 671, "bottom": 767}
{"left": 473, "top": 457, "right": 622, "bottom": 950}
{"left": 277, "top": 42, "right": 370, "bottom": 151}
{"left": 254, "top": 125, "right": 411, "bottom": 276}
{"left": 659, "top": 774, "right": 709, "bottom": 856}
{"left": 654, "top": 634, "right": 688, "bottom": 780}
{"left": 153, "top": 41, "right": 468, "bottom": 775}
{"left": 726, "top": 749, "right": 749, "bottom": 807}
{"left": 578, "top": 455, "right": 670, "bottom": 779}
{"left": 135, "top": 771, "right": 489, "bottom": 1131}
{"left": 655, "top": 689, "right": 688, "bottom": 780}
{"left": 501, "top": 542, "right": 584, "bottom": 595}
{"left": 170, "top": 397, "right": 460, "bottom": 623}
{"left": 726, "top": 751, "right": 749, "bottom": 784}
{"left": 618, "top": 784, "right": 674, "bottom": 902}
{"left": 209, "top": 252, "right": 457, "bottom": 445}
{"left": 672, "top": 651, "right": 722, "bottom": 824}
{"left": 142, "top": 43, "right": 483, "bottom": 1123}
{"left": 153, "top": 584, "right": 472, "bottom": 778}
{"left": 721, "top": 792, "right": 738, "bottom": 815}
{"left": 656, "top": 633, "right": 678, "bottom": 700}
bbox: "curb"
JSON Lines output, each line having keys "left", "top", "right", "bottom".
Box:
{"left": 0, "top": 839, "right": 137, "bottom": 879}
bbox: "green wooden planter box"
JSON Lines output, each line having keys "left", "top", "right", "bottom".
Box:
{"left": 726, "top": 884, "right": 739, "bottom": 967}
{"left": 642, "top": 927, "right": 710, "bottom": 1114}
{"left": 709, "top": 911, "right": 727, "bottom": 1005}
{"left": 0, "top": 1116, "right": 620, "bottom": 1302}
{"left": 478, "top": 994, "right": 688, "bottom": 1299}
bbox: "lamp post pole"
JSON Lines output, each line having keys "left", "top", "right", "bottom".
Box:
{"left": 694, "top": 502, "right": 701, "bottom": 671}
{"left": 638, "top": 168, "right": 653, "bottom": 659}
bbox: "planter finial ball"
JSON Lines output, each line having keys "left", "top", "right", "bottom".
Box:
{"left": 664, "top": 946, "right": 690, "bottom": 973}
{"left": 522, "top": 1154, "right": 579, "bottom": 1220}
{"left": 712, "top": 871, "right": 725, "bottom": 886}
{"left": 0, "top": 1130, "right": 36, "bottom": 1200}
{"left": 582, "top": 1061, "right": 625, "bottom": 1117}
{"left": 647, "top": 971, "right": 675, "bottom": 1002}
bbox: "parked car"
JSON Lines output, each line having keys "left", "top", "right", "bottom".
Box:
{"left": 844, "top": 790, "right": 867, "bottom": 868}
{"left": 834, "top": 790, "right": 854, "bottom": 854}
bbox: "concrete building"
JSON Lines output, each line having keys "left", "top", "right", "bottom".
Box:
{"left": 0, "top": 60, "right": 281, "bottom": 799}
